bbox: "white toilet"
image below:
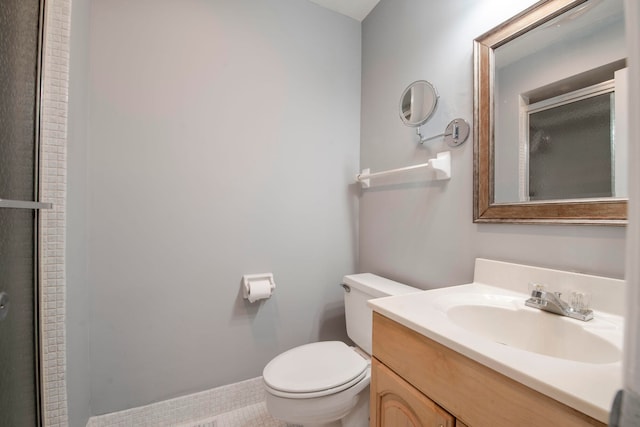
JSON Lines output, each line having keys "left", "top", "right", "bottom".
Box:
{"left": 262, "top": 273, "right": 419, "bottom": 427}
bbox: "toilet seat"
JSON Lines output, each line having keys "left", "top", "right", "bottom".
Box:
{"left": 263, "top": 341, "right": 369, "bottom": 399}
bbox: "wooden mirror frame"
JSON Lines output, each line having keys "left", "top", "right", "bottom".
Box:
{"left": 473, "top": 0, "right": 627, "bottom": 225}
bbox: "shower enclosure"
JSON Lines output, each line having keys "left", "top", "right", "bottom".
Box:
{"left": 1, "top": 0, "right": 48, "bottom": 425}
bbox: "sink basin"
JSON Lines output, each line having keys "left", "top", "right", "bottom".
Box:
{"left": 367, "top": 260, "right": 625, "bottom": 423}
{"left": 447, "top": 304, "right": 621, "bottom": 364}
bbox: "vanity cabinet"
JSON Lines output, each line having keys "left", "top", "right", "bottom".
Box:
{"left": 370, "top": 312, "right": 606, "bottom": 427}
{"left": 371, "top": 358, "right": 454, "bottom": 427}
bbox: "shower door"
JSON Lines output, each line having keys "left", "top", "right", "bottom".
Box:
{"left": 0, "top": 0, "right": 47, "bottom": 425}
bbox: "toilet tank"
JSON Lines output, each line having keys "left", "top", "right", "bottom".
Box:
{"left": 342, "top": 273, "right": 419, "bottom": 355}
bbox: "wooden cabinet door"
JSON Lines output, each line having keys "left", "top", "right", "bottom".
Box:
{"left": 371, "top": 358, "right": 455, "bottom": 427}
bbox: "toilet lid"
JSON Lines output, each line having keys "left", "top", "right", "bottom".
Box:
{"left": 263, "top": 341, "right": 368, "bottom": 395}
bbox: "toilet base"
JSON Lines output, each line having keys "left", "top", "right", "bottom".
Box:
{"left": 265, "top": 383, "right": 370, "bottom": 427}
{"left": 301, "top": 422, "right": 341, "bottom": 427}
{"left": 340, "top": 385, "right": 369, "bottom": 427}
{"left": 297, "top": 400, "right": 368, "bottom": 427}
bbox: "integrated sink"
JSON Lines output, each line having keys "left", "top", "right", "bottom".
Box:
{"left": 367, "top": 259, "right": 625, "bottom": 423}
{"left": 447, "top": 304, "right": 621, "bottom": 364}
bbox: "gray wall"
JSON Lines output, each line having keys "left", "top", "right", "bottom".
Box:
{"left": 72, "top": 0, "right": 360, "bottom": 415}
{"left": 66, "top": 0, "right": 91, "bottom": 425}
{"left": 360, "top": 0, "right": 626, "bottom": 289}
{"left": 66, "top": 0, "right": 630, "bottom": 421}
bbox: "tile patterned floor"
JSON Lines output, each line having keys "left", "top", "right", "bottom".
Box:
{"left": 86, "top": 377, "right": 302, "bottom": 427}
{"left": 186, "top": 402, "right": 298, "bottom": 427}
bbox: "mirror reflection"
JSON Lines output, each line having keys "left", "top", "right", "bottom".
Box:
{"left": 399, "top": 80, "right": 438, "bottom": 127}
{"left": 492, "top": 0, "right": 626, "bottom": 204}
{"left": 526, "top": 84, "right": 616, "bottom": 201}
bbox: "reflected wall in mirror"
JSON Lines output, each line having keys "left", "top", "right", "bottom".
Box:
{"left": 474, "top": 0, "right": 627, "bottom": 224}
{"left": 399, "top": 80, "right": 439, "bottom": 127}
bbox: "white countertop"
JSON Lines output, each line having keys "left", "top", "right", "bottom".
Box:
{"left": 368, "top": 282, "right": 623, "bottom": 423}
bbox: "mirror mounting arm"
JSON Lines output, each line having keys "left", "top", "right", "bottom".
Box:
{"left": 417, "top": 127, "right": 443, "bottom": 144}
{"left": 417, "top": 118, "right": 470, "bottom": 148}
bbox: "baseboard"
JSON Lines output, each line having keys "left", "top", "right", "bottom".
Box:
{"left": 86, "top": 377, "right": 265, "bottom": 427}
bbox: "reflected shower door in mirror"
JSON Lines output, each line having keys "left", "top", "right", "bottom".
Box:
{"left": 525, "top": 78, "right": 623, "bottom": 201}
{"left": 474, "top": 0, "right": 627, "bottom": 224}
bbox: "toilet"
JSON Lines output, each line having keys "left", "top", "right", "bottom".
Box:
{"left": 262, "top": 273, "right": 419, "bottom": 427}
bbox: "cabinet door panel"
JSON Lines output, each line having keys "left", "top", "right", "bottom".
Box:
{"left": 371, "top": 358, "right": 454, "bottom": 427}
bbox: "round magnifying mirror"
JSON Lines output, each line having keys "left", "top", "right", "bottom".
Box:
{"left": 399, "top": 80, "right": 439, "bottom": 127}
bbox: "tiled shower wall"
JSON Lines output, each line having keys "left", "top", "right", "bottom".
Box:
{"left": 40, "top": 0, "right": 72, "bottom": 425}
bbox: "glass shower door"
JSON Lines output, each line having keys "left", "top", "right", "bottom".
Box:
{"left": 0, "top": 210, "right": 39, "bottom": 426}
{"left": 0, "top": 0, "right": 47, "bottom": 425}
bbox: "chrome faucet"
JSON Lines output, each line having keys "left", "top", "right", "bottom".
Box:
{"left": 525, "top": 284, "right": 593, "bottom": 321}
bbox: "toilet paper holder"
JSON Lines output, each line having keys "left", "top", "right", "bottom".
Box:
{"left": 242, "top": 273, "right": 276, "bottom": 301}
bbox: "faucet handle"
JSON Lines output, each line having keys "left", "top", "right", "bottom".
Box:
{"left": 528, "top": 282, "right": 546, "bottom": 297}
{"left": 570, "top": 291, "right": 592, "bottom": 312}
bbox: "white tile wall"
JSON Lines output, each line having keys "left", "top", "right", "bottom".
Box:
{"left": 40, "top": 0, "right": 72, "bottom": 426}
{"left": 85, "top": 377, "right": 290, "bottom": 427}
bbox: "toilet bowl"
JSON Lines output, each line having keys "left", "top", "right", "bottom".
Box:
{"left": 264, "top": 341, "right": 370, "bottom": 427}
{"left": 262, "top": 274, "right": 420, "bottom": 427}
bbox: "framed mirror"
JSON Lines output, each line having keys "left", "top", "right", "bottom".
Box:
{"left": 473, "top": 0, "right": 627, "bottom": 225}
{"left": 399, "top": 80, "right": 439, "bottom": 127}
